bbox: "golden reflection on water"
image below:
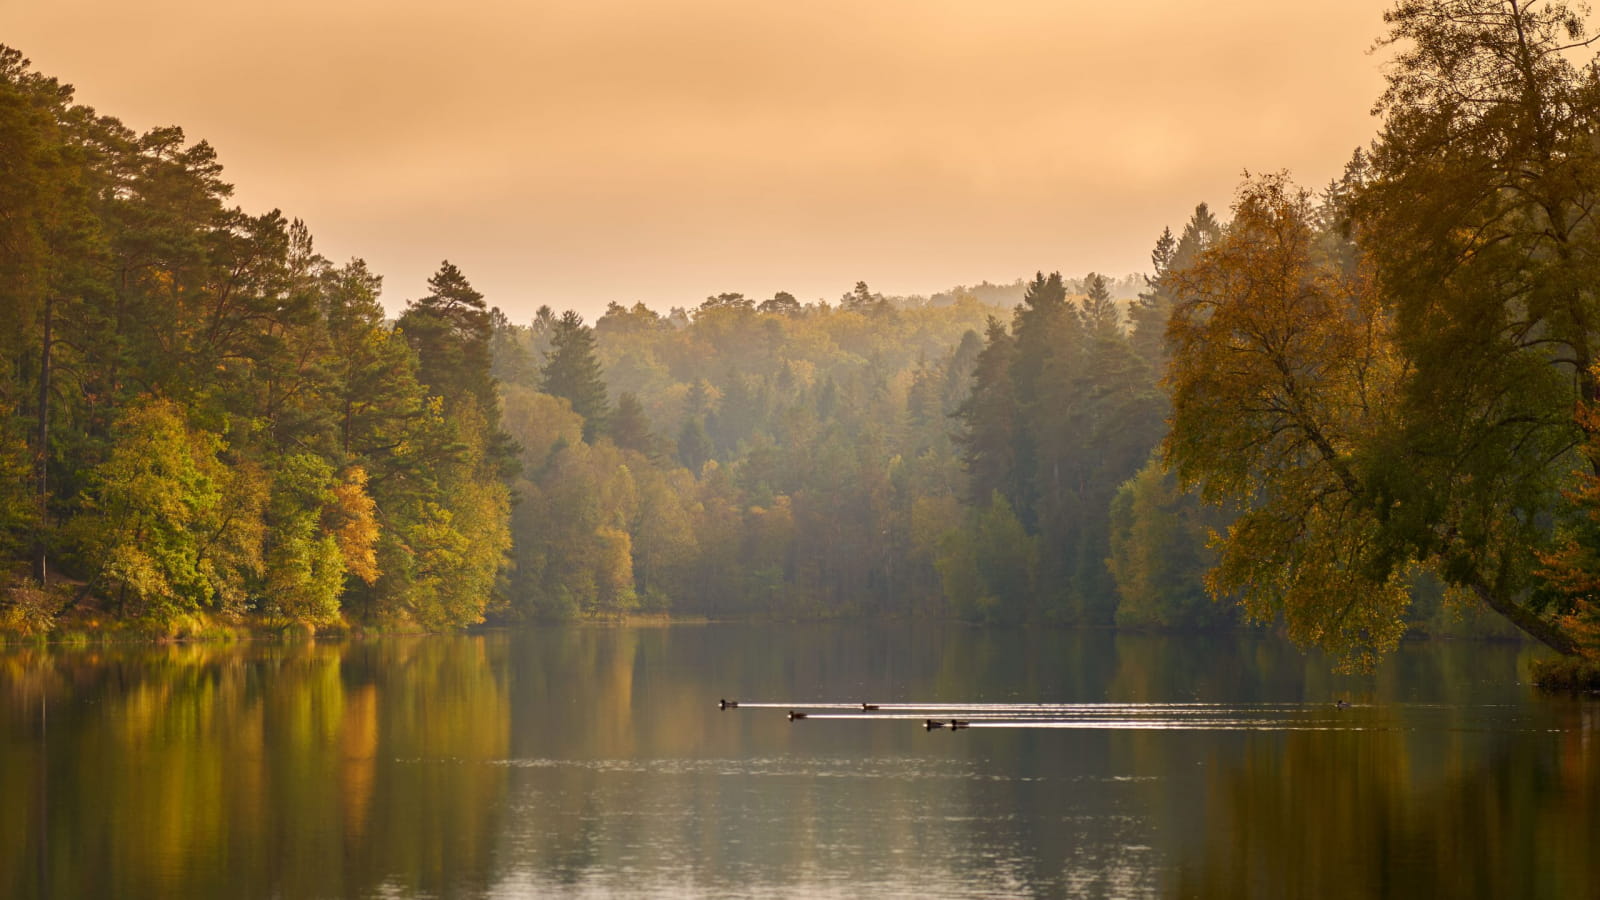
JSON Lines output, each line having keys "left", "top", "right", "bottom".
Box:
{"left": 2, "top": 638, "right": 511, "bottom": 898}
{"left": 0, "top": 628, "right": 1596, "bottom": 899}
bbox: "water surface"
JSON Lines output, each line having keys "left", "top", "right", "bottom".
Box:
{"left": 3, "top": 625, "right": 1596, "bottom": 898}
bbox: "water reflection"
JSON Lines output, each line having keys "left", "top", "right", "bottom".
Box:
{"left": 1, "top": 627, "right": 1596, "bottom": 898}
{"left": 1, "top": 639, "right": 510, "bottom": 899}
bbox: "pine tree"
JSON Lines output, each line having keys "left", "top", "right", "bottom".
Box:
{"left": 541, "top": 310, "right": 611, "bottom": 442}
{"left": 1078, "top": 272, "right": 1121, "bottom": 338}
{"left": 609, "top": 392, "right": 656, "bottom": 457}
{"left": 953, "top": 317, "right": 1021, "bottom": 510}
{"left": 1129, "top": 227, "right": 1179, "bottom": 369}
{"left": 758, "top": 291, "right": 801, "bottom": 315}
{"left": 1006, "top": 272, "right": 1075, "bottom": 528}
{"left": 398, "top": 261, "right": 495, "bottom": 415}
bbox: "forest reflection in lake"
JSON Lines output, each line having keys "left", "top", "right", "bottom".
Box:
{"left": 3, "top": 625, "right": 1598, "bottom": 898}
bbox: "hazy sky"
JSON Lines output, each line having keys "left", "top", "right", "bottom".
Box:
{"left": 6, "top": 0, "right": 1393, "bottom": 319}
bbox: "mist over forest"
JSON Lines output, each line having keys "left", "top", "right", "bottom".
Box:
{"left": 12, "top": 6, "right": 1600, "bottom": 899}
{"left": 0, "top": 37, "right": 1197, "bottom": 640}
{"left": 4, "top": 0, "right": 1600, "bottom": 677}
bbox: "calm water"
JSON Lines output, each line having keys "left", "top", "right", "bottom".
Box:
{"left": 3, "top": 625, "right": 1597, "bottom": 898}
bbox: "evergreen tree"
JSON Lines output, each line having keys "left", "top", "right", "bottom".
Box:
{"left": 953, "top": 317, "right": 1021, "bottom": 510}
{"left": 1128, "top": 206, "right": 1220, "bottom": 374}
{"left": 397, "top": 261, "right": 495, "bottom": 414}
{"left": 1004, "top": 272, "right": 1074, "bottom": 528}
{"left": 1128, "top": 227, "right": 1178, "bottom": 368}
{"left": 677, "top": 417, "right": 713, "bottom": 474}
{"left": 841, "top": 280, "right": 889, "bottom": 315}
{"left": 1078, "top": 272, "right": 1121, "bottom": 338}
{"left": 541, "top": 309, "right": 611, "bottom": 442}
{"left": 609, "top": 392, "right": 656, "bottom": 458}
{"left": 942, "top": 330, "right": 985, "bottom": 415}
{"left": 396, "top": 262, "right": 517, "bottom": 479}
{"left": 758, "top": 291, "right": 801, "bottom": 315}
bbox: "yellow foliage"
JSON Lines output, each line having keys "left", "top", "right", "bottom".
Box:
{"left": 594, "top": 525, "right": 636, "bottom": 612}
{"left": 327, "top": 467, "right": 380, "bottom": 585}
{"left": 1165, "top": 174, "right": 1410, "bottom": 669}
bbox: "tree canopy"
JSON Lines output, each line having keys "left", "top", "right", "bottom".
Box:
{"left": 1162, "top": 0, "right": 1600, "bottom": 664}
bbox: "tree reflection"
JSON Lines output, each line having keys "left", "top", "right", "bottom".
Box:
{"left": 1, "top": 629, "right": 1595, "bottom": 898}
{"left": 0, "top": 639, "right": 510, "bottom": 899}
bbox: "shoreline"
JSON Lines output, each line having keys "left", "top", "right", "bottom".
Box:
{"left": 0, "top": 610, "right": 1535, "bottom": 648}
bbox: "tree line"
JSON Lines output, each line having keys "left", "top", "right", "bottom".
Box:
{"left": 1, "top": 37, "right": 1179, "bottom": 635}
{"left": 0, "top": 47, "right": 510, "bottom": 633}
{"left": 460, "top": 0, "right": 1600, "bottom": 667}
{"left": 5, "top": 0, "right": 1598, "bottom": 669}
{"left": 490, "top": 273, "right": 1184, "bottom": 625}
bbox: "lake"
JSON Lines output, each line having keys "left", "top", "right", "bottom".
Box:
{"left": 3, "top": 624, "right": 1597, "bottom": 898}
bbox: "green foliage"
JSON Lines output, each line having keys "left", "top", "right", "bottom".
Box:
{"left": 936, "top": 493, "right": 1035, "bottom": 623}
{"left": 494, "top": 290, "right": 1015, "bottom": 619}
{"left": 945, "top": 265, "right": 1167, "bottom": 624}
{"left": 28, "top": 4, "right": 1600, "bottom": 652}
{"left": 759, "top": 291, "right": 801, "bottom": 315}
{"left": 1108, "top": 454, "right": 1232, "bottom": 629}
{"left": 0, "top": 407, "right": 38, "bottom": 560}
{"left": 954, "top": 317, "right": 1021, "bottom": 509}
{"left": 398, "top": 262, "right": 495, "bottom": 413}
{"left": 483, "top": 260, "right": 1175, "bottom": 624}
{"left": 1353, "top": 0, "right": 1600, "bottom": 654}
{"left": 1156, "top": 2, "right": 1600, "bottom": 662}
{"left": 263, "top": 454, "right": 345, "bottom": 627}
{"left": 505, "top": 439, "right": 638, "bottom": 617}
{"left": 0, "top": 49, "right": 518, "bottom": 634}
{"left": 73, "top": 399, "right": 224, "bottom": 623}
{"left": 541, "top": 310, "right": 610, "bottom": 442}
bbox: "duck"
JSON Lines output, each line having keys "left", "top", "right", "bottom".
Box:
{"left": 718, "top": 698, "right": 738, "bottom": 710}
{"left": 788, "top": 710, "right": 808, "bottom": 721}
{"left": 861, "top": 702, "right": 880, "bottom": 711}
{"left": 950, "top": 719, "right": 969, "bottom": 730}
{"left": 925, "top": 718, "right": 945, "bottom": 730}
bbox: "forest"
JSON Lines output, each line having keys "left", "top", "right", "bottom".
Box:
{"left": 2, "top": 0, "right": 1599, "bottom": 671}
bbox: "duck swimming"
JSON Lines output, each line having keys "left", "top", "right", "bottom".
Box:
{"left": 788, "top": 710, "right": 808, "bottom": 721}
{"left": 718, "top": 699, "right": 738, "bottom": 710}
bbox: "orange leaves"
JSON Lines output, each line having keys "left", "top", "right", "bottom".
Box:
{"left": 1533, "top": 365, "right": 1600, "bottom": 657}
{"left": 326, "top": 466, "right": 380, "bottom": 586}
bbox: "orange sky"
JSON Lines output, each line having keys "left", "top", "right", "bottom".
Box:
{"left": 6, "top": 0, "right": 1393, "bottom": 319}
